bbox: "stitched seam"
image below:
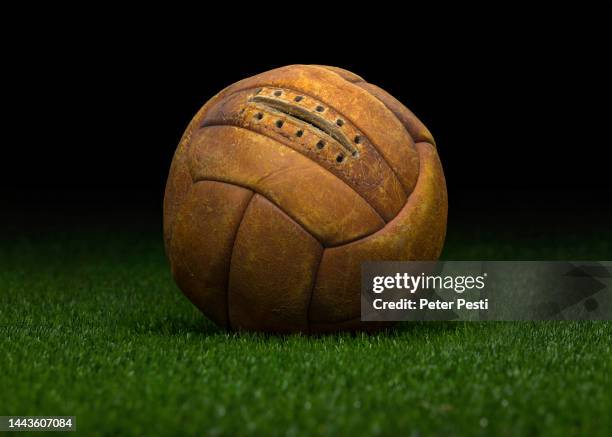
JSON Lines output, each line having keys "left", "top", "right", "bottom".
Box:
{"left": 353, "top": 81, "right": 433, "bottom": 149}
{"left": 325, "top": 143, "right": 430, "bottom": 252}
{"left": 225, "top": 190, "right": 255, "bottom": 331}
{"left": 216, "top": 83, "right": 409, "bottom": 204}
{"left": 192, "top": 177, "right": 379, "bottom": 248}
{"left": 199, "top": 123, "right": 388, "bottom": 224}
{"left": 318, "top": 68, "right": 428, "bottom": 194}
{"left": 306, "top": 247, "right": 325, "bottom": 334}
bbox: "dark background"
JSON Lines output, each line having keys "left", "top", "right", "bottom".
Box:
{"left": 4, "top": 13, "right": 610, "bottom": 243}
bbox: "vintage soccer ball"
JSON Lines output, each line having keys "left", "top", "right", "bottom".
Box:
{"left": 163, "top": 65, "right": 447, "bottom": 334}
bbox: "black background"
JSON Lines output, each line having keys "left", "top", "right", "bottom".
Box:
{"left": 4, "top": 12, "right": 610, "bottom": 234}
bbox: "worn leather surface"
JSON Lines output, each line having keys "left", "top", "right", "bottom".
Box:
{"left": 163, "top": 65, "right": 448, "bottom": 334}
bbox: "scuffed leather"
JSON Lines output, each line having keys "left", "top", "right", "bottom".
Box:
{"left": 163, "top": 65, "right": 448, "bottom": 334}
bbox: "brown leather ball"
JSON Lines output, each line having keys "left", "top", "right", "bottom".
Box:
{"left": 163, "top": 65, "right": 447, "bottom": 334}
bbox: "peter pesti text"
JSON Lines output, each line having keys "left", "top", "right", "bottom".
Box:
{"left": 370, "top": 273, "right": 489, "bottom": 311}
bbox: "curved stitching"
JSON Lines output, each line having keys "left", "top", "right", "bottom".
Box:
{"left": 225, "top": 190, "right": 255, "bottom": 331}
{"left": 196, "top": 122, "right": 388, "bottom": 223}
{"left": 216, "top": 83, "right": 410, "bottom": 201}
{"left": 189, "top": 175, "right": 408, "bottom": 251}
{"left": 306, "top": 247, "right": 325, "bottom": 334}
{"left": 353, "top": 81, "right": 434, "bottom": 147}
{"left": 198, "top": 123, "right": 392, "bottom": 222}
{"left": 325, "top": 142, "right": 435, "bottom": 252}
{"left": 192, "top": 178, "right": 315, "bottom": 239}
{"left": 192, "top": 177, "right": 381, "bottom": 248}
{"left": 170, "top": 70, "right": 436, "bottom": 332}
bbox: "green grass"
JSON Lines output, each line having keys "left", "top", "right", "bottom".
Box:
{"left": 1, "top": 220, "right": 611, "bottom": 435}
